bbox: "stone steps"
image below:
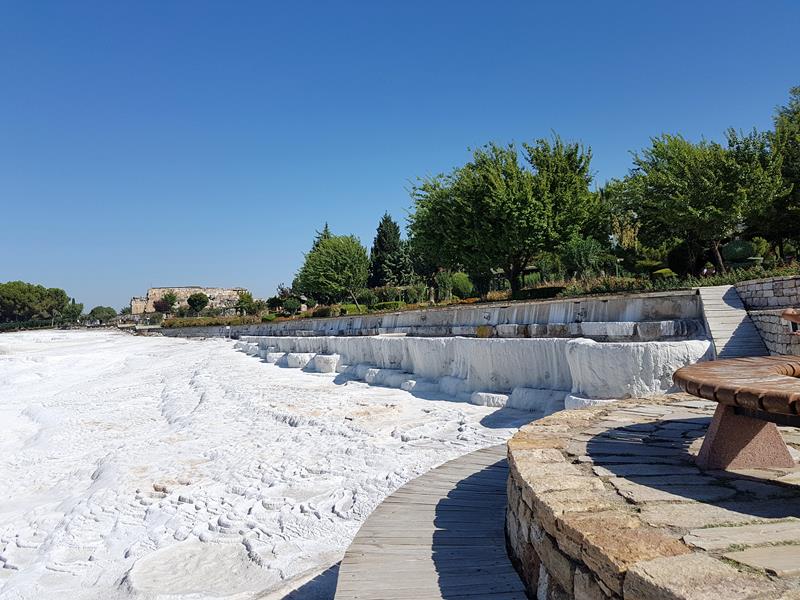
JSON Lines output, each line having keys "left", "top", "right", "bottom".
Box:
{"left": 698, "top": 285, "right": 768, "bottom": 358}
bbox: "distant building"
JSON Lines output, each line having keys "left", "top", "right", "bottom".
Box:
{"left": 130, "top": 286, "right": 247, "bottom": 315}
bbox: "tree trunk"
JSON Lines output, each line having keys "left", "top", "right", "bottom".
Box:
{"left": 349, "top": 290, "right": 361, "bottom": 312}
{"left": 508, "top": 264, "right": 522, "bottom": 296}
{"left": 711, "top": 241, "right": 727, "bottom": 275}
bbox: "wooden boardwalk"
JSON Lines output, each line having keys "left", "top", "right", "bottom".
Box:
{"left": 699, "top": 285, "right": 768, "bottom": 359}
{"left": 334, "top": 445, "right": 526, "bottom": 600}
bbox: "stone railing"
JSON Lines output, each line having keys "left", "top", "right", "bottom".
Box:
{"left": 505, "top": 397, "right": 797, "bottom": 599}
{"left": 735, "top": 275, "right": 799, "bottom": 310}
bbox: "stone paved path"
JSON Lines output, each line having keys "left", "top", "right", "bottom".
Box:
{"left": 699, "top": 285, "right": 768, "bottom": 358}
{"left": 334, "top": 445, "right": 526, "bottom": 600}
{"left": 506, "top": 395, "right": 800, "bottom": 598}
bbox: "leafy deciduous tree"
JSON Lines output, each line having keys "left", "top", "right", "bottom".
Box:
{"left": 88, "top": 306, "right": 117, "bottom": 323}
{"left": 187, "top": 292, "right": 209, "bottom": 314}
{"left": 293, "top": 235, "right": 369, "bottom": 308}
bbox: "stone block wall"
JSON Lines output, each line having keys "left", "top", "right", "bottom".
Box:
{"left": 734, "top": 276, "right": 799, "bottom": 356}
{"left": 130, "top": 286, "right": 247, "bottom": 314}
{"left": 735, "top": 275, "right": 799, "bottom": 309}
{"left": 749, "top": 310, "right": 800, "bottom": 356}
{"left": 505, "top": 399, "right": 792, "bottom": 599}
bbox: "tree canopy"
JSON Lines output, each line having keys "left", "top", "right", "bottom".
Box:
{"left": 187, "top": 292, "right": 209, "bottom": 314}
{"left": 0, "top": 281, "right": 75, "bottom": 323}
{"left": 408, "top": 136, "right": 594, "bottom": 293}
{"left": 293, "top": 235, "right": 369, "bottom": 307}
{"left": 368, "top": 213, "right": 403, "bottom": 287}
{"left": 609, "top": 131, "right": 787, "bottom": 273}
{"left": 88, "top": 306, "right": 117, "bottom": 323}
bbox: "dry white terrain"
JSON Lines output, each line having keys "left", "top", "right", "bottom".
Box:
{"left": 0, "top": 330, "right": 532, "bottom": 599}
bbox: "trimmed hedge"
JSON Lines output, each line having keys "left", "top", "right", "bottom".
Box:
{"left": 651, "top": 268, "right": 678, "bottom": 279}
{"left": 162, "top": 316, "right": 262, "bottom": 328}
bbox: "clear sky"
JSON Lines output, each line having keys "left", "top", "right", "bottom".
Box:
{"left": 2, "top": 1, "right": 799, "bottom": 310}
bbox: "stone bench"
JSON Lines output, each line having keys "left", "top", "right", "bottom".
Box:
{"left": 673, "top": 356, "right": 800, "bottom": 469}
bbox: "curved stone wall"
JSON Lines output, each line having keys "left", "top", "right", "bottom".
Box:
{"left": 506, "top": 398, "right": 795, "bottom": 599}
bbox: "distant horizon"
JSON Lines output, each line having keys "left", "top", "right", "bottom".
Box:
{"left": 2, "top": 1, "right": 799, "bottom": 309}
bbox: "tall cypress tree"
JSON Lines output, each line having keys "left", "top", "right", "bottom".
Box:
{"left": 368, "top": 213, "right": 403, "bottom": 287}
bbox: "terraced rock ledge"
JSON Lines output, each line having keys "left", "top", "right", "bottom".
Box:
{"left": 506, "top": 395, "right": 800, "bottom": 599}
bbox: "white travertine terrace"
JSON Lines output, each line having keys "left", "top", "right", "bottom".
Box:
{"left": 235, "top": 336, "right": 712, "bottom": 413}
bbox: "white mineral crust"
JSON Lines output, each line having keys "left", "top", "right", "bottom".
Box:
{"left": 0, "top": 331, "right": 532, "bottom": 599}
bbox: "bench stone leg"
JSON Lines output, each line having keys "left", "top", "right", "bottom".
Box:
{"left": 696, "top": 404, "right": 795, "bottom": 470}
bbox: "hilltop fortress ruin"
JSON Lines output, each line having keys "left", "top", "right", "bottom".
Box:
{"left": 130, "top": 286, "right": 247, "bottom": 314}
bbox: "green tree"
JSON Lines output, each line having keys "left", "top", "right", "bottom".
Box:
{"left": 88, "top": 306, "right": 117, "bottom": 323}
{"left": 62, "top": 299, "right": 84, "bottom": 322}
{"left": 0, "top": 281, "right": 72, "bottom": 322}
{"left": 753, "top": 85, "right": 800, "bottom": 256}
{"left": 187, "top": 292, "right": 209, "bottom": 314}
{"left": 311, "top": 223, "right": 333, "bottom": 252}
{"left": 161, "top": 290, "right": 178, "bottom": 312}
{"left": 368, "top": 213, "right": 403, "bottom": 287}
{"left": 293, "top": 235, "right": 369, "bottom": 308}
{"left": 119, "top": 306, "right": 132, "bottom": 316}
{"left": 408, "top": 136, "right": 594, "bottom": 294}
{"left": 451, "top": 272, "right": 474, "bottom": 298}
{"left": 235, "top": 291, "right": 257, "bottom": 315}
{"left": 283, "top": 297, "right": 301, "bottom": 315}
{"left": 629, "top": 132, "right": 786, "bottom": 273}
{"left": 562, "top": 235, "right": 608, "bottom": 278}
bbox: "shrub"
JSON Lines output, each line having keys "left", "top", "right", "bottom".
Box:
{"left": 374, "top": 301, "right": 406, "bottom": 311}
{"left": 312, "top": 306, "right": 335, "bottom": 318}
{"left": 355, "top": 288, "right": 379, "bottom": 308}
{"left": 751, "top": 237, "right": 770, "bottom": 259}
{"left": 261, "top": 313, "right": 276, "bottom": 322}
{"left": 266, "top": 296, "right": 283, "bottom": 310}
{"left": 722, "top": 240, "right": 757, "bottom": 263}
{"left": 559, "top": 276, "right": 650, "bottom": 297}
{"left": 373, "top": 286, "right": 403, "bottom": 303}
{"left": 305, "top": 298, "right": 318, "bottom": 309}
{"left": 283, "top": 297, "right": 302, "bottom": 315}
{"left": 562, "top": 236, "right": 608, "bottom": 277}
{"left": 651, "top": 268, "right": 678, "bottom": 279}
{"left": 434, "top": 270, "right": 454, "bottom": 302}
{"left": 522, "top": 273, "right": 541, "bottom": 288}
{"left": 404, "top": 283, "right": 428, "bottom": 304}
{"left": 634, "top": 259, "right": 664, "bottom": 274}
{"left": 451, "top": 272, "right": 474, "bottom": 299}
{"left": 486, "top": 290, "right": 510, "bottom": 302}
{"left": 162, "top": 315, "right": 261, "bottom": 328}
{"left": 339, "top": 304, "right": 367, "bottom": 315}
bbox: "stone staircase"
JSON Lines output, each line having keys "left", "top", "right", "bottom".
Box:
{"left": 698, "top": 285, "right": 768, "bottom": 358}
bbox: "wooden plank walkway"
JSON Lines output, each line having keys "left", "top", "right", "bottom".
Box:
{"left": 699, "top": 285, "right": 768, "bottom": 359}
{"left": 334, "top": 444, "right": 526, "bottom": 600}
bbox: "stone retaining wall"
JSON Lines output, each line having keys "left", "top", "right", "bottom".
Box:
{"left": 505, "top": 397, "right": 799, "bottom": 599}
{"left": 749, "top": 309, "right": 800, "bottom": 356}
{"left": 163, "top": 291, "right": 701, "bottom": 340}
{"left": 735, "top": 275, "right": 799, "bottom": 309}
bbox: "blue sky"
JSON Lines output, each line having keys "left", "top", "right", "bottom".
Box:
{"left": 2, "top": 1, "right": 798, "bottom": 310}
